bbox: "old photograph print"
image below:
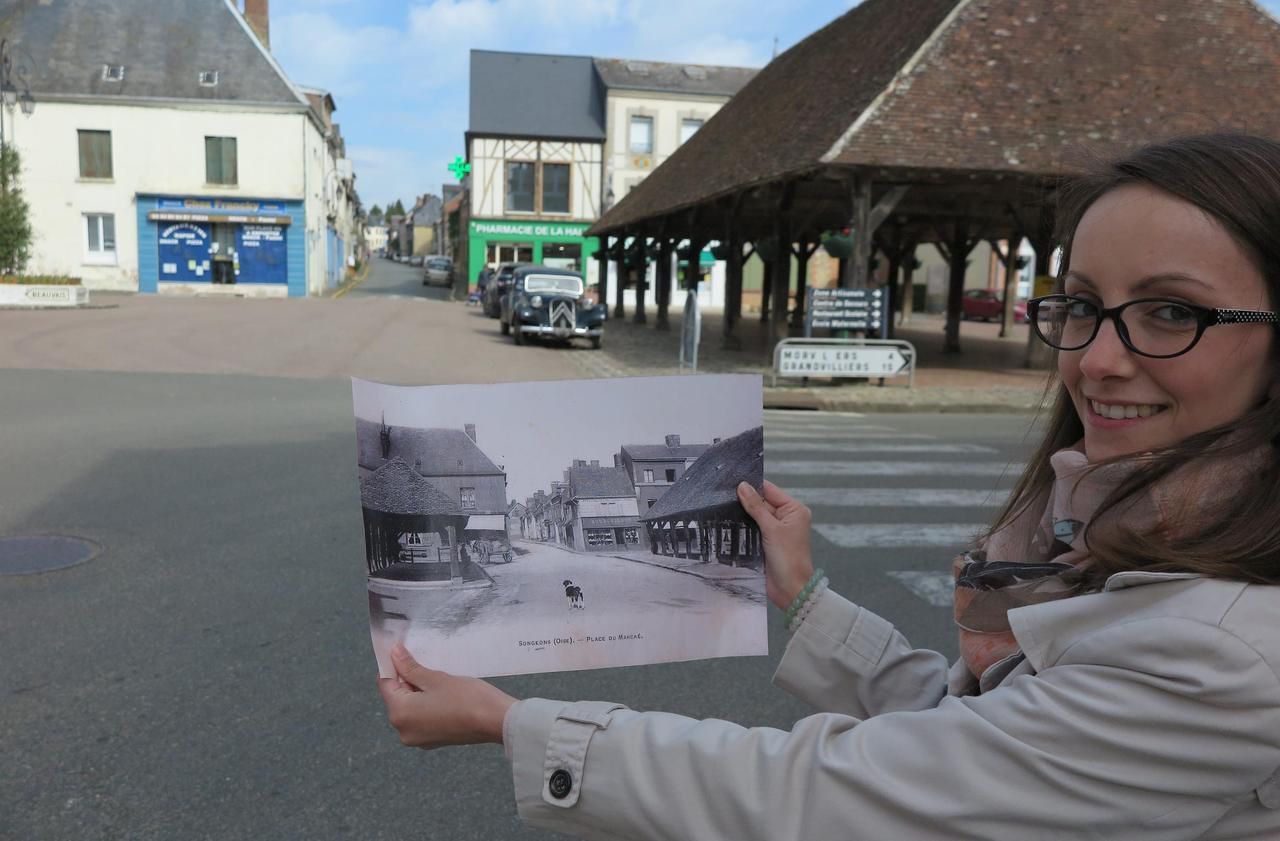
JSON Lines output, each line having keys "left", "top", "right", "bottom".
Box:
{"left": 352, "top": 375, "right": 765, "bottom": 678}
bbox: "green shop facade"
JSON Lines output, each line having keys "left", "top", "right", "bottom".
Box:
{"left": 466, "top": 219, "right": 598, "bottom": 289}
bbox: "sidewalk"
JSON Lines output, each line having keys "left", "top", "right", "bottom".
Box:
{"left": 571, "top": 304, "right": 1055, "bottom": 414}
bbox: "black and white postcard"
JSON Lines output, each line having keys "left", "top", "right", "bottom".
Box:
{"left": 352, "top": 375, "right": 766, "bottom": 678}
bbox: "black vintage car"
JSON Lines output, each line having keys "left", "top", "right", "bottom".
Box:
{"left": 482, "top": 262, "right": 524, "bottom": 318}
{"left": 500, "top": 265, "right": 606, "bottom": 349}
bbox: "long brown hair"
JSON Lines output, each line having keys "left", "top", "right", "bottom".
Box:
{"left": 987, "top": 134, "right": 1280, "bottom": 586}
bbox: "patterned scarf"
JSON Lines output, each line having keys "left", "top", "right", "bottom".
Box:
{"left": 951, "top": 442, "right": 1245, "bottom": 692}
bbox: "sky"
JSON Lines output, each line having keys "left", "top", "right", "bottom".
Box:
{"left": 352, "top": 375, "right": 762, "bottom": 502}
{"left": 269, "top": 0, "right": 1280, "bottom": 217}
{"left": 267, "top": 0, "right": 862, "bottom": 216}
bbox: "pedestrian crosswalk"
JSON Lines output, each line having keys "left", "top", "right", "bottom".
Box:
{"left": 764, "top": 409, "right": 1029, "bottom": 609}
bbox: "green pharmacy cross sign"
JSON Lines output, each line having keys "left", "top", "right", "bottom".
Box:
{"left": 448, "top": 156, "right": 472, "bottom": 180}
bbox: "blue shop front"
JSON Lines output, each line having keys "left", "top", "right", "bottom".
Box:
{"left": 136, "top": 196, "right": 306, "bottom": 297}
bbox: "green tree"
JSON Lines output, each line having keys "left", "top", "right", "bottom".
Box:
{"left": 389, "top": 199, "right": 405, "bottom": 216}
{"left": 0, "top": 146, "right": 33, "bottom": 276}
{"left": 369, "top": 203, "right": 383, "bottom": 218}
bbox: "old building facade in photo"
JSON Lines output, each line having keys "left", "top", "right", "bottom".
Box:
{"left": 565, "top": 461, "right": 641, "bottom": 552}
{"left": 617, "top": 434, "right": 711, "bottom": 517}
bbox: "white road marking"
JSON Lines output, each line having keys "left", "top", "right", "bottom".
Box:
{"left": 886, "top": 571, "right": 956, "bottom": 607}
{"left": 767, "top": 460, "right": 1025, "bottom": 477}
{"left": 788, "top": 488, "right": 1007, "bottom": 507}
{"left": 768, "top": 442, "right": 998, "bottom": 454}
{"left": 814, "top": 523, "right": 985, "bottom": 548}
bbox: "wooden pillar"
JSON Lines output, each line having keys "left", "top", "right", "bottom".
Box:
{"left": 633, "top": 237, "right": 648, "bottom": 325}
{"left": 723, "top": 211, "right": 744, "bottom": 350}
{"left": 790, "top": 243, "right": 814, "bottom": 330}
{"left": 613, "top": 236, "right": 627, "bottom": 320}
{"left": 1025, "top": 232, "right": 1056, "bottom": 369}
{"left": 656, "top": 237, "right": 673, "bottom": 331}
{"left": 999, "top": 236, "right": 1022, "bottom": 338}
{"left": 446, "top": 524, "right": 461, "bottom": 584}
{"left": 771, "top": 188, "right": 794, "bottom": 343}
{"left": 900, "top": 243, "right": 918, "bottom": 326}
{"left": 760, "top": 257, "right": 773, "bottom": 322}
{"left": 885, "top": 244, "right": 902, "bottom": 341}
{"left": 943, "top": 222, "right": 976, "bottom": 354}
{"left": 596, "top": 237, "right": 610, "bottom": 308}
{"left": 844, "top": 177, "right": 872, "bottom": 289}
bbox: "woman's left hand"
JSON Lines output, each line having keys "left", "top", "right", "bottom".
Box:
{"left": 377, "top": 644, "right": 518, "bottom": 749}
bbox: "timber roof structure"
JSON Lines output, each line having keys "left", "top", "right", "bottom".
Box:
{"left": 588, "top": 0, "right": 1280, "bottom": 244}
{"left": 642, "top": 427, "right": 763, "bottom": 522}
{"left": 360, "top": 459, "right": 463, "bottom": 516}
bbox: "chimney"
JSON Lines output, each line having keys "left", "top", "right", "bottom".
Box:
{"left": 464, "top": 424, "right": 476, "bottom": 443}
{"left": 713, "top": 438, "right": 722, "bottom": 444}
{"left": 665, "top": 434, "right": 681, "bottom": 449}
{"left": 243, "top": 0, "right": 270, "bottom": 49}
{"left": 613, "top": 453, "right": 621, "bottom": 467}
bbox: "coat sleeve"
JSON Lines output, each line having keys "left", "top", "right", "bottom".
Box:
{"left": 771, "top": 588, "right": 950, "bottom": 717}
{"left": 506, "top": 617, "right": 1280, "bottom": 841}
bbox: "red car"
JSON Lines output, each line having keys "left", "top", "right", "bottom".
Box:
{"left": 961, "top": 289, "right": 1027, "bottom": 322}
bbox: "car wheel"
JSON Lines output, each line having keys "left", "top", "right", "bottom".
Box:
{"left": 500, "top": 318, "right": 509, "bottom": 336}
{"left": 513, "top": 323, "right": 524, "bottom": 345}
{"left": 591, "top": 335, "right": 603, "bottom": 350}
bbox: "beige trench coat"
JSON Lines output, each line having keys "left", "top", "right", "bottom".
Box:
{"left": 504, "top": 572, "right": 1280, "bottom": 840}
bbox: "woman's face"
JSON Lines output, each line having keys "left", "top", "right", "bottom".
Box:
{"left": 1059, "top": 184, "right": 1276, "bottom": 462}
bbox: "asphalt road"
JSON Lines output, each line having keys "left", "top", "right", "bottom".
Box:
{"left": 0, "top": 358, "right": 1040, "bottom": 840}
{"left": 347, "top": 257, "right": 454, "bottom": 301}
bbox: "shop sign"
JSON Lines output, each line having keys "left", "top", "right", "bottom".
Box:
{"left": 235, "top": 225, "right": 288, "bottom": 284}
{"left": 157, "top": 197, "right": 288, "bottom": 214}
{"left": 158, "top": 223, "right": 212, "bottom": 281}
{"left": 471, "top": 220, "right": 590, "bottom": 239}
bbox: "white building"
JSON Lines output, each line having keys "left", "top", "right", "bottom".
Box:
{"left": 365, "top": 225, "right": 389, "bottom": 254}
{"left": 2, "top": 0, "right": 359, "bottom": 297}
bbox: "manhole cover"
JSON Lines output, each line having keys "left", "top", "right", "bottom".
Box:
{"left": 0, "top": 536, "right": 101, "bottom": 576}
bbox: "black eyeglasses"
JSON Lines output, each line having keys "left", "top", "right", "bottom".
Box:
{"left": 1027, "top": 294, "right": 1280, "bottom": 359}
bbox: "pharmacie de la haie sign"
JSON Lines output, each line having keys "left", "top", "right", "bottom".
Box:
{"left": 470, "top": 220, "right": 591, "bottom": 238}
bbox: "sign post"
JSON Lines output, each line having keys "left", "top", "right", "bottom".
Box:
{"left": 805, "top": 287, "right": 890, "bottom": 337}
{"left": 772, "top": 338, "right": 917, "bottom": 387}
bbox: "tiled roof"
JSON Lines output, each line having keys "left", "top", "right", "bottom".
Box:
{"left": 620, "top": 443, "right": 710, "bottom": 461}
{"left": 569, "top": 465, "right": 636, "bottom": 499}
{"left": 642, "top": 427, "right": 763, "bottom": 522}
{"left": 360, "top": 459, "right": 463, "bottom": 516}
{"left": 590, "top": 0, "right": 1280, "bottom": 234}
{"left": 594, "top": 58, "right": 757, "bottom": 98}
{"left": 0, "top": 0, "right": 304, "bottom": 105}
{"left": 356, "top": 420, "right": 503, "bottom": 477}
{"left": 469, "top": 50, "right": 606, "bottom": 141}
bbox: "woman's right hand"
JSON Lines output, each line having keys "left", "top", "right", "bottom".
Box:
{"left": 737, "top": 480, "right": 815, "bottom": 610}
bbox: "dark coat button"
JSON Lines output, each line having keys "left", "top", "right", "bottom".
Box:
{"left": 548, "top": 768, "right": 573, "bottom": 799}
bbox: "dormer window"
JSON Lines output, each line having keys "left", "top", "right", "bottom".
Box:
{"left": 198, "top": 71, "right": 219, "bottom": 87}
{"left": 102, "top": 64, "right": 125, "bottom": 82}
{"left": 682, "top": 66, "right": 707, "bottom": 80}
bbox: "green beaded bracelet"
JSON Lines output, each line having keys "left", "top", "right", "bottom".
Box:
{"left": 784, "top": 568, "right": 826, "bottom": 627}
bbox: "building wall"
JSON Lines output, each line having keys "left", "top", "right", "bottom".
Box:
{"left": 421, "top": 473, "right": 507, "bottom": 515}
{"left": 577, "top": 497, "right": 640, "bottom": 518}
{"left": 365, "top": 226, "right": 388, "bottom": 252}
{"left": 603, "top": 90, "right": 727, "bottom": 207}
{"left": 469, "top": 137, "right": 603, "bottom": 222}
{"left": 10, "top": 101, "right": 310, "bottom": 290}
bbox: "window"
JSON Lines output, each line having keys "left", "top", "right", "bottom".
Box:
{"left": 541, "top": 163, "right": 570, "bottom": 214}
{"left": 198, "top": 70, "right": 219, "bottom": 87}
{"left": 665, "top": 469, "right": 676, "bottom": 482}
{"left": 642, "top": 469, "right": 654, "bottom": 483}
{"left": 84, "top": 214, "right": 116, "bottom": 264}
{"left": 102, "top": 64, "right": 125, "bottom": 82}
{"left": 205, "top": 136, "right": 238, "bottom": 185}
{"left": 460, "top": 487, "right": 477, "bottom": 510}
{"left": 680, "top": 118, "right": 704, "bottom": 145}
{"left": 78, "top": 130, "right": 113, "bottom": 179}
{"left": 505, "top": 161, "right": 535, "bottom": 212}
{"left": 629, "top": 116, "right": 654, "bottom": 154}
{"left": 647, "top": 499, "right": 656, "bottom": 509}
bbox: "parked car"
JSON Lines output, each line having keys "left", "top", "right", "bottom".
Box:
{"left": 483, "top": 262, "right": 524, "bottom": 318}
{"left": 961, "top": 288, "right": 1027, "bottom": 322}
{"left": 422, "top": 256, "right": 453, "bottom": 286}
{"left": 407, "top": 255, "right": 425, "bottom": 268}
{"left": 501, "top": 265, "right": 606, "bottom": 349}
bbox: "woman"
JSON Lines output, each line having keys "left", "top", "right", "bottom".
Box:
{"left": 379, "top": 134, "right": 1280, "bottom": 839}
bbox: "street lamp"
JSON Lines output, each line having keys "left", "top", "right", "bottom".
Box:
{"left": 0, "top": 39, "right": 36, "bottom": 153}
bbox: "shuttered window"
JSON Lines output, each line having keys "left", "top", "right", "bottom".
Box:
{"left": 205, "top": 136, "right": 238, "bottom": 185}
{"left": 78, "top": 130, "right": 113, "bottom": 179}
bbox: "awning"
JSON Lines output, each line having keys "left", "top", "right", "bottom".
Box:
{"left": 464, "top": 514, "right": 507, "bottom": 531}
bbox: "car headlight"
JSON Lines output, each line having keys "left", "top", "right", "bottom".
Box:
{"left": 530, "top": 295, "right": 543, "bottom": 307}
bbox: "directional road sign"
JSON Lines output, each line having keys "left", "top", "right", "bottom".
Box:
{"left": 776, "top": 344, "right": 911, "bottom": 378}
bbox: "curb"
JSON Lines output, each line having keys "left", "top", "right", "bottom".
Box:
{"left": 761, "top": 387, "right": 1045, "bottom": 414}
{"left": 330, "top": 263, "right": 372, "bottom": 299}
